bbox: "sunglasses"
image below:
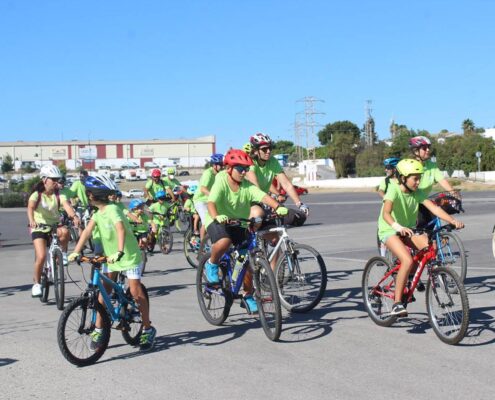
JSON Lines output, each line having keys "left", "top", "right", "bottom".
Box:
{"left": 233, "top": 165, "right": 249, "bottom": 173}
{"left": 49, "top": 177, "right": 60, "bottom": 182}
{"left": 420, "top": 145, "right": 431, "bottom": 150}
{"left": 259, "top": 147, "right": 272, "bottom": 153}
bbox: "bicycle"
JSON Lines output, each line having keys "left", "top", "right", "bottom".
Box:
{"left": 362, "top": 225, "right": 469, "bottom": 345}
{"left": 262, "top": 221, "right": 327, "bottom": 313}
{"left": 76, "top": 206, "right": 95, "bottom": 253}
{"left": 151, "top": 211, "right": 174, "bottom": 254}
{"left": 183, "top": 214, "right": 211, "bottom": 269}
{"left": 35, "top": 223, "right": 66, "bottom": 310}
{"left": 196, "top": 217, "right": 282, "bottom": 341}
{"left": 57, "top": 255, "right": 149, "bottom": 366}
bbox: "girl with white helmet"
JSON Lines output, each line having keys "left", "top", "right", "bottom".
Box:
{"left": 27, "top": 165, "right": 80, "bottom": 298}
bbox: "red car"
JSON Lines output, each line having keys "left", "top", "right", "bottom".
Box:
{"left": 280, "top": 185, "right": 308, "bottom": 196}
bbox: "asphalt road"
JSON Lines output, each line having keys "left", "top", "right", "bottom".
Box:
{"left": 1, "top": 192, "right": 495, "bottom": 399}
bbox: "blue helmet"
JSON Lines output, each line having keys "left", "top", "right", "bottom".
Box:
{"left": 84, "top": 174, "right": 118, "bottom": 198}
{"left": 115, "top": 190, "right": 122, "bottom": 198}
{"left": 187, "top": 184, "right": 198, "bottom": 195}
{"left": 129, "top": 199, "right": 145, "bottom": 210}
{"left": 155, "top": 190, "right": 166, "bottom": 200}
{"left": 210, "top": 153, "right": 224, "bottom": 165}
{"left": 383, "top": 157, "right": 400, "bottom": 168}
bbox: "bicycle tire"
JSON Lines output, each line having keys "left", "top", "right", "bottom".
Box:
{"left": 57, "top": 296, "right": 111, "bottom": 366}
{"left": 52, "top": 249, "right": 65, "bottom": 310}
{"left": 275, "top": 243, "right": 327, "bottom": 313}
{"left": 437, "top": 231, "right": 467, "bottom": 282}
{"left": 253, "top": 257, "right": 282, "bottom": 341}
{"left": 159, "top": 228, "right": 173, "bottom": 254}
{"left": 121, "top": 284, "right": 150, "bottom": 346}
{"left": 40, "top": 270, "right": 49, "bottom": 303}
{"left": 140, "top": 248, "right": 147, "bottom": 275}
{"left": 362, "top": 256, "right": 397, "bottom": 327}
{"left": 426, "top": 266, "right": 469, "bottom": 345}
{"left": 69, "top": 224, "right": 79, "bottom": 243}
{"left": 196, "top": 253, "right": 232, "bottom": 325}
{"left": 183, "top": 229, "right": 210, "bottom": 269}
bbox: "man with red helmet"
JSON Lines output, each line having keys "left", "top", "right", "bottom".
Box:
{"left": 144, "top": 168, "right": 175, "bottom": 205}
{"left": 203, "top": 149, "right": 288, "bottom": 313}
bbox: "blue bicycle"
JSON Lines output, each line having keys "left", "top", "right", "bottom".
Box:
{"left": 196, "top": 218, "right": 282, "bottom": 341}
{"left": 57, "top": 256, "right": 148, "bottom": 366}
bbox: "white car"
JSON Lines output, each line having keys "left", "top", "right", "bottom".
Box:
{"left": 122, "top": 189, "right": 144, "bottom": 198}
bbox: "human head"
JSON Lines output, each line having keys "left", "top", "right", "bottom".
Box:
{"left": 210, "top": 153, "right": 224, "bottom": 173}
{"left": 409, "top": 136, "right": 432, "bottom": 162}
{"left": 383, "top": 157, "right": 400, "bottom": 177}
{"left": 40, "top": 165, "right": 62, "bottom": 191}
{"left": 84, "top": 174, "right": 118, "bottom": 204}
{"left": 151, "top": 169, "right": 162, "bottom": 181}
{"left": 224, "top": 149, "right": 253, "bottom": 183}
{"left": 167, "top": 167, "right": 175, "bottom": 179}
{"left": 79, "top": 169, "right": 89, "bottom": 182}
{"left": 129, "top": 198, "right": 145, "bottom": 212}
{"left": 250, "top": 132, "right": 273, "bottom": 162}
{"left": 155, "top": 190, "right": 166, "bottom": 202}
{"left": 396, "top": 159, "right": 424, "bottom": 192}
{"left": 242, "top": 142, "right": 252, "bottom": 155}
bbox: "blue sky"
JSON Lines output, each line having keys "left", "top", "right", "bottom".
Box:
{"left": 0, "top": 0, "right": 493, "bottom": 152}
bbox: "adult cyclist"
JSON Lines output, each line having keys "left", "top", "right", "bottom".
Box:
{"left": 377, "top": 157, "right": 400, "bottom": 199}
{"left": 144, "top": 169, "right": 174, "bottom": 205}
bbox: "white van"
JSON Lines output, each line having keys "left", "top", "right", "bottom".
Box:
{"left": 143, "top": 161, "right": 159, "bottom": 169}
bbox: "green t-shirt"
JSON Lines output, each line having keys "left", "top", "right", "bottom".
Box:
{"left": 204, "top": 170, "right": 266, "bottom": 228}
{"left": 149, "top": 201, "right": 171, "bottom": 225}
{"left": 250, "top": 156, "right": 283, "bottom": 193}
{"left": 29, "top": 191, "right": 68, "bottom": 232}
{"left": 91, "top": 204, "right": 142, "bottom": 271}
{"left": 184, "top": 198, "right": 196, "bottom": 214}
{"left": 193, "top": 167, "right": 216, "bottom": 203}
{"left": 69, "top": 180, "right": 89, "bottom": 207}
{"left": 378, "top": 177, "right": 398, "bottom": 194}
{"left": 127, "top": 211, "right": 150, "bottom": 233}
{"left": 418, "top": 160, "right": 445, "bottom": 194}
{"left": 145, "top": 178, "right": 170, "bottom": 200}
{"left": 378, "top": 183, "right": 427, "bottom": 241}
{"left": 162, "top": 177, "right": 182, "bottom": 191}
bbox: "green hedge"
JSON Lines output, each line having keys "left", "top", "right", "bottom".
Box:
{"left": 0, "top": 192, "right": 28, "bottom": 207}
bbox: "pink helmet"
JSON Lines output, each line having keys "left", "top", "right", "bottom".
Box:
{"left": 409, "top": 136, "right": 431, "bottom": 149}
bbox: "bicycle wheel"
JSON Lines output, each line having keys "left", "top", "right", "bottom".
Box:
{"left": 426, "top": 266, "right": 469, "bottom": 345}
{"left": 159, "top": 228, "right": 173, "bottom": 254}
{"left": 121, "top": 284, "right": 150, "bottom": 346}
{"left": 183, "top": 229, "right": 208, "bottom": 269}
{"left": 196, "top": 253, "right": 232, "bottom": 325}
{"left": 140, "top": 248, "right": 147, "bottom": 275}
{"left": 57, "top": 296, "right": 111, "bottom": 366}
{"left": 253, "top": 257, "right": 282, "bottom": 341}
{"left": 362, "top": 256, "right": 397, "bottom": 327}
{"left": 275, "top": 243, "right": 327, "bottom": 313}
{"left": 52, "top": 249, "right": 65, "bottom": 310}
{"left": 40, "top": 270, "right": 50, "bottom": 303}
{"left": 69, "top": 224, "right": 79, "bottom": 243}
{"left": 437, "top": 231, "right": 467, "bottom": 282}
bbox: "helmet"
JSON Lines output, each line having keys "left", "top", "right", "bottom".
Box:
{"left": 250, "top": 132, "right": 273, "bottom": 149}
{"left": 166, "top": 167, "right": 175, "bottom": 175}
{"left": 396, "top": 159, "right": 424, "bottom": 177}
{"left": 84, "top": 174, "right": 118, "bottom": 198}
{"left": 187, "top": 184, "right": 198, "bottom": 195}
{"left": 115, "top": 190, "right": 122, "bottom": 198}
{"left": 151, "top": 169, "right": 161, "bottom": 178}
{"left": 210, "top": 153, "right": 224, "bottom": 165}
{"left": 129, "top": 199, "right": 145, "bottom": 210}
{"left": 155, "top": 190, "right": 166, "bottom": 200}
{"left": 409, "top": 136, "right": 431, "bottom": 149}
{"left": 40, "top": 165, "right": 62, "bottom": 179}
{"left": 383, "top": 157, "right": 400, "bottom": 168}
{"left": 242, "top": 142, "right": 252, "bottom": 154}
{"left": 224, "top": 149, "right": 254, "bottom": 167}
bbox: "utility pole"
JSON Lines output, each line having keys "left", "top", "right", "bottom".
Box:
{"left": 296, "top": 96, "right": 325, "bottom": 160}
{"left": 363, "top": 100, "right": 376, "bottom": 147}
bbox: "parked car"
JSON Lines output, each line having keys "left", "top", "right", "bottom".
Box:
{"left": 178, "top": 170, "right": 190, "bottom": 176}
{"left": 280, "top": 185, "right": 308, "bottom": 196}
{"left": 122, "top": 189, "right": 144, "bottom": 198}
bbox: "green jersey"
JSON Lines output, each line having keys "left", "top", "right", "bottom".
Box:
{"left": 69, "top": 180, "right": 89, "bottom": 207}
{"left": 193, "top": 167, "right": 216, "bottom": 203}
{"left": 91, "top": 204, "right": 142, "bottom": 271}
{"left": 163, "top": 177, "right": 182, "bottom": 191}
{"left": 29, "top": 191, "right": 67, "bottom": 232}
{"left": 149, "top": 201, "right": 170, "bottom": 225}
{"left": 127, "top": 211, "right": 150, "bottom": 234}
{"left": 250, "top": 155, "right": 283, "bottom": 193}
{"left": 378, "top": 177, "right": 398, "bottom": 194}
{"left": 145, "top": 178, "right": 170, "bottom": 200}
{"left": 378, "top": 183, "right": 427, "bottom": 241}
{"left": 418, "top": 160, "right": 445, "bottom": 195}
{"left": 204, "top": 170, "right": 266, "bottom": 228}
{"left": 184, "top": 198, "right": 196, "bottom": 214}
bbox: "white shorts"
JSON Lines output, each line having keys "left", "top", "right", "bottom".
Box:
{"left": 194, "top": 201, "right": 208, "bottom": 223}
{"left": 102, "top": 263, "right": 143, "bottom": 280}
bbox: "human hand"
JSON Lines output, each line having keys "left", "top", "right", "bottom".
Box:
{"left": 108, "top": 251, "right": 124, "bottom": 263}
{"left": 275, "top": 206, "right": 288, "bottom": 216}
{"left": 68, "top": 252, "right": 80, "bottom": 262}
{"left": 215, "top": 215, "right": 229, "bottom": 224}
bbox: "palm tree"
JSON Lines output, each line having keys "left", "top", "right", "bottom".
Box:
{"left": 462, "top": 119, "right": 475, "bottom": 135}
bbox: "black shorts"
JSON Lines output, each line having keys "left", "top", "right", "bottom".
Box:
{"left": 206, "top": 222, "right": 249, "bottom": 246}
{"left": 32, "top": 231, "right": 51, "bottom": 242}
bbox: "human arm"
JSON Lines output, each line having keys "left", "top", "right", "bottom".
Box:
{"left": 382, "top": 200, "right": 414, "bottom": 237}
{"left": 62, "top": 199, "right": 80, "bottom": 227}
{"left": 72, "top": 219, "right": 96, "bottom": 254}
{"left": 27, "top": 199, "right": 37, "bottom": 228}
{"left": 276, "top": 172, "right": 308, "bottom": 214}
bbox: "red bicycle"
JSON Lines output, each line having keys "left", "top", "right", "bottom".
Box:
{"left": 362, "top": 225, "right": 469, "bottom": 345}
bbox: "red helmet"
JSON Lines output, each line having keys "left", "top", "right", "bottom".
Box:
{"left": 151, "top": 169, "right": 161, "bottom": 178}
{"left": 224, "top": 149, "right": 254, "bottom": 167}
{"left": 409, "top": 136, "right": 431, "bottom": 149}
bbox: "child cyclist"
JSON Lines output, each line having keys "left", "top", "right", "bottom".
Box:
{"left": 127, "top": 199, "right": 151, "bottom": 249}
{"left": 68, "top": 174, "right": 156, "bottom": 351}
{"left": 378, "top": 159, "right": 464, "bottom": 317}
{"left": 204, "top": 149, "right": 288, "bottom": 313}
{"left": 377, "top": 157, "right": 400, "bottom": 199}
{"left": 148, "top": 190, "right": 171, "bottom": 251}
{"left": 27, "top": 165, "right": 80, "bottom": 297}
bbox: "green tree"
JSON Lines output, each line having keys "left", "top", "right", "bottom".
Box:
{"left": 327, "top": 134, "right": 359, "bottom": 178}
{"left": 462, "top": 119, "right": 475, "bottom": 136}
{"left": 356, "top": 142, "right": 387, "bottom": 177}
{"left": 1, "top": 153, "right": 14, "bottom": 173}
{"left": 272, "top": 140, "right": 294, "bottom": 155}
{"left": 318, "top": 121, "right": 361, "bottom": 146}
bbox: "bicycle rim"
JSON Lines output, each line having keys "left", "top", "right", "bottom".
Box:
{"left": 121, "top": 285, "right": 149, "bottom": 346}
{"left": 437, "top": 232, "right": 467, "bottom": 282}
{"left": 426, "top": 267, "right": 469, "bottom": 345}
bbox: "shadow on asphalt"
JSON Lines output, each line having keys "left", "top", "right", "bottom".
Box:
{"left": 0, "top": 358, "right": 18, "bottom": 367}
{"left": 0, "top": 283, "right": 32, "bottom": 297}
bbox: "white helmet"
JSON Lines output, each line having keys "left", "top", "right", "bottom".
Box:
{"left": 250, "top": 132, "right": 273, "bottom": 149}
{"left": 40, "top": 165, "right": 62, "bottom": 179}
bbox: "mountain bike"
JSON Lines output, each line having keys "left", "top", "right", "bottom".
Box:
{"left": 35, "top": 223, "right": 65, "bottom": 310}
{"left": 151, "top": 211, "right": 174, "bottom": 254}
{"left": 262, "top": 222, "right": 327, "bottom": 312}
{"left": 363, "top": 225, "right": 469, "bottom": 345}
{"left": 183, "top": 214, "right": 211, "bottom": 268}
{"left": 76, "top": 206, "right": 95, "bottom": 253}
{"left": 196, "top": 218, "right": 282, "bottom": 341}
{"left": 57, "top": 255, "right": 149, "bottom": 366}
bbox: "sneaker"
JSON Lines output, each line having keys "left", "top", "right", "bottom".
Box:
{"left": 140, "top": 326, "right": 157, "bottom": 351}
{"left": 205, "top": 260, "right": 219, "bottom": 284}
{"left": 243, "top": 295, "right": 258, "bottom": 314}
{"left": 89, "top": 330, "right": 104, "bottom": 351}
{"left": 31, "top": 283, "right": 42, "bottom": 298}
{"left": 391, "top": 302, "right": 408, "bottom": 317}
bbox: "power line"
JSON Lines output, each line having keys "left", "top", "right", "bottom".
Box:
{"left": 296, "top": 96, "right": 325, "bottom": 160}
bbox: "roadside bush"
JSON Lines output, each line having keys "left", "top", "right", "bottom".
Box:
{"left": 0, "top": 192, "right": 27, "bottom": 207}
